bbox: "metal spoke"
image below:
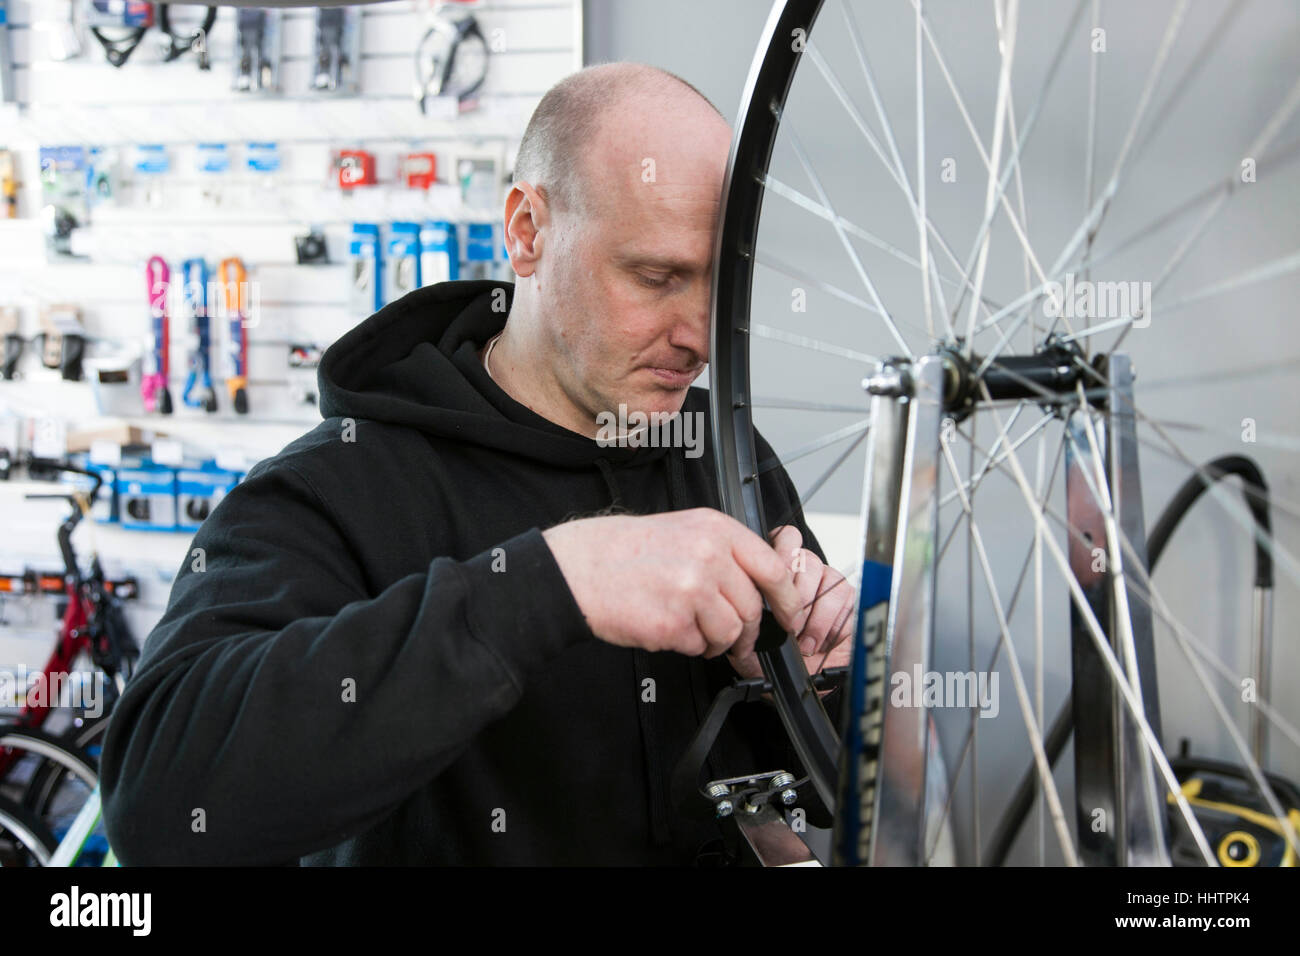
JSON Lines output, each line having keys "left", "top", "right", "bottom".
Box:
{"left": 1076, "top": 138, "right": 1300, "bottom": 278}
{"left": 976, "top": 381, "right": 1218, "bottom": 864}
{"left": 785, "top": 119, "right": 914, "bottom": 357}
{"left": 1050, "top": 417, "right": 1300, "bottom": 857}
{"left": 903, "top": 0, "right": 1049, "bottom": 341}
{"left": 749, "top": 322, "right": 880, "bottom": 365}
{"left": 924, "top": 428, "right": 1068, "bottom": 863}
{"left": 840, "top": 0, "right": 953, "bottom": 335}
{"left": 750, "top": 418, "right": 871, "bottom": 480}
{"left": 915, "top": 0, "right": 937, "bottom": 338}
{"left": 1157, "top": 250, "right": 1300, "bottom": 315}
{"left": 1034, "top": 1, "right": 1190, "bottom": 342}
{"left": 939, "top": 429, "right": 1079, "bottom": 864}
{"left": 980, "top": 431, "right": 1300, "bottom": 857}
{"left": 1130, "top": 0, "right": 1247, "bottom": 159}
{"left": 759, "top": 175, "right": 999, "bottom": 318}
{"left": 750, "top": 396, "right": 870, "bottom": 414}
{"left": 947, "top": 0, "right": 1091, "bottom": 324}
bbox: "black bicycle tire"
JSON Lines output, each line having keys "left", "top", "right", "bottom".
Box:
{"left": 0, "top": 793, "right": 59, "bottom": 866}
{"left": 710, "top": 0, "right": 840, "bottom": 815}
{"left": 22, "top": 715, "right": 108, "bottom": 820}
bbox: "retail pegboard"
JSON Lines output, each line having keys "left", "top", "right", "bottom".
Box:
{"left": 0, "top": 0, "right": 582, "bottom": 431}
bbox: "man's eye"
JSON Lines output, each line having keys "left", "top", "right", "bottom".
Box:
{"left": 635, "top": 272, "right": 671, "bottom": 289}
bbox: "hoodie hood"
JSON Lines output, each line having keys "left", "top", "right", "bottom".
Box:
{"left": 318, "top": 279, "right": 681, "bottom": 472}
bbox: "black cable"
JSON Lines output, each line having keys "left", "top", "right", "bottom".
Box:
{"left": 983, "top": 454, "right": 1274, "bottom": 866}
{"left": 157, "top": 4, "right": 218, "bottom": 68}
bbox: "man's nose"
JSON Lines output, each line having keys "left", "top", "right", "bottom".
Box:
{"left": 667, "top": 282, "right": 711, "bottom": 362}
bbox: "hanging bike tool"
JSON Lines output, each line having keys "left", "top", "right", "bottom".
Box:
{"left": 0, "top": 0, "right": 16, "bottom": 104}
{"left": 312, "top": 6, "right": 360, "bottom": 94}
{"left": 180, "top": 257, "right": 217, "bottom": 413}
{"left": 142, "top": 255, "right": 172, "bottom": 414}
{"left": 234, "top": 7, "right": 281, "bottom": 93}
{"left": 84, "top": 0, "right": 152, "bottom": 68}
{"left": 414, "top": 0, "right": 489, "bottom": 115}
{"left": 156, "top": 4, "right": 216, "bottom": 69}
{"left": 219, "top": 257, "right": 249, "bottom": 415}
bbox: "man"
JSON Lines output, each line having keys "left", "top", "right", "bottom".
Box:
{"left": 100, "top": 62, "right": 854, "bottom": 866}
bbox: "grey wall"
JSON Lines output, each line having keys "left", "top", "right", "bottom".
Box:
{"left": 586, "top": 0, "right": 1300, "bottom": 863}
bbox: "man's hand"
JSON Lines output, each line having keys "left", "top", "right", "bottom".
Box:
{"left": 542, "top": 510, "right": 853, "bottom": 679}
{"left": 725, "top": 525, "right": 855, "bottom": 681}
{"left": 543, "top": 508, "right": 811, "bottom": 660}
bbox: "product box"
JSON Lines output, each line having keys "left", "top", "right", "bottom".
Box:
{"left": 116, "top": 463, "right": 177, "bottom": 531}
{"left": 175, "top": 462, "right": 241, "bottom": 531}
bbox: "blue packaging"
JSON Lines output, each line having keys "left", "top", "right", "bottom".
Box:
{"left": 385, "top": 221, "right": 422, "bottom": 305}
{"left": 117, "top": 463, "right": 177, "bottom": 531}
{"left": 175, "top": 462, "right": 242, "bottom": 530}
{"left": 463, "top": 222, "right": 495, "bottom": 280}
{"left": 419, "top": 220, "right": 458, "bottom": 285}
{"left": 349, "top": 223, "right": 382, "bottom": 315}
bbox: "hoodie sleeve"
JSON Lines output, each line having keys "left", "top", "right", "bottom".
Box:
{"left": 99, "top": 455, "right": 594, "bottom": 866}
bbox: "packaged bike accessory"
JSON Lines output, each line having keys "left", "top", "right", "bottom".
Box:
{"left": 142, "top": 255, "right": 173, "bottom": 414}
{"left": 401, "top": 151, "right": 439, "bottom": 190}
{"left": 38, "top": 304, "right": 86, "bottom": 381}
{"left": 349, "top": 223, "right": 382, "bottom": 315}
{"left": 196, "top": 142, "right": 229, "bottom": 206}
{"left": 87, "top": 352, "right": 142, "bottom": 417}
{"left": 132, "top": 143, "right": 169, "bottom": 207}
{"left": 463, "top": 222, "right": 495, "bottom": 279}
{"left": 414, "top": 0, "right": 488, "bottom": 116}
{"left": 312, "top": 6, "right": 360, "bottom": 95}
{"left": 287, "top": 341, "right": 323, "bottom": 406}
{"left": 245, "top": 140, "right": 281, "bottom": 206}
{"left": 39, "top": 145, "right": 89, "bottom": 256}
{"left": 218, "top": 256, "right": 250, "bottom": 414}
{"left": 336, "top": 148, "right": 376, "bottom": 190}
{"left": 294, "top": 226, "right": 329, "bottom": 264}
{"left": 0, "top": 148, "right": 17, "bottom": 218}
{"left": 455, "top": 149, "right": 500, "bottom": 210}
{"left": 116, "top": 461, "right": 176, "bottom": 531}
{"left": 234, "top": 7, "right": 282, "bottom": 93}
{"left": 180, "top": 257, "right": 217, "bottom": 413}
{"left": 0, "top": 0, "right": 15, "bottom": 104}
{"left": 385, "top": 222, "right": 421, "bottom": 305}
{"left": 419, "top": 220, "right": 458, "bottom": 285}
{"left": 85, "top": 146, "right": 118, "bottom": 208}
{"left": 175, "top": 461, "right": 240, "bottom": 530}
{"left": 1, "top": 305, "right": 21, "bottom": 379}
{"left": 156, "top": 4, "right": 216, "bottom": 69}
{"left": 83, "top": 0, "right": 153, "bottom": 68}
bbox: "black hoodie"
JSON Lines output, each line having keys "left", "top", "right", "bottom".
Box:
{"left": 100, "top": 279, "right": 836, "bottom": 866}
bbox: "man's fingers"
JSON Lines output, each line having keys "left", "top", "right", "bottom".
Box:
{"left": 725, "top": 520, "right": 806, "bottom": 633}
{"left": 716, "top": 561, "right": 764, "bottom": 661}
{"left": 694, "top": 590, "right": 745, "bottom": 659}
{"left": 800, "top": 569, "right": 853, "bottom": 654}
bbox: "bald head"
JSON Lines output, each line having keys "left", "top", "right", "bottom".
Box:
{"left": 495, "top": 62, "right": 732, "bottom": 441}
{"left": 513, "top": 62, "right": 729, "bottom": 221}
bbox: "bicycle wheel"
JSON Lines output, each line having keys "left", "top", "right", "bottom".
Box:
{"left": 0, "top": 794, "right": 59, "bottom": 866}
{"left": 22, "top": 713, "right": 109, "bottom": 824}
{"left": 712, "top": 0, "right": 1300, "bottom": 865}
{"left": 0, "top": 726, "right": 104, "bottom": 864}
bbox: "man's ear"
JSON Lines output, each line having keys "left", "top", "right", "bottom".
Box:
{"left": 504, "top": 181, "right": 547, "bottom": 278}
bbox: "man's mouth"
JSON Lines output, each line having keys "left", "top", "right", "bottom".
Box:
{"left": 646, "top": 365, "right": 703, "bottom": 388}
